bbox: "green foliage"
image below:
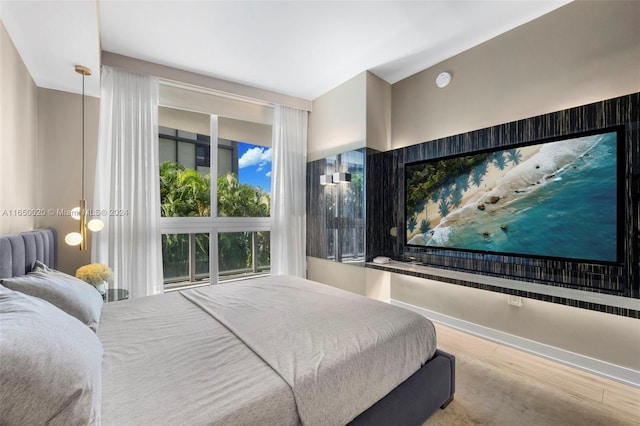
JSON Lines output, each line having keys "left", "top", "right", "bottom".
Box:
{"left": 159, "top": 161, "right": 271, "bottom": 280}
{"left": 159, "top": 161, "right": 211, "bottom": 217}
{"left": 406, "top": 154, "right": 488, "bottom": 219}
{"left": 217, "top": 173, "right": 270, "bottom": 218}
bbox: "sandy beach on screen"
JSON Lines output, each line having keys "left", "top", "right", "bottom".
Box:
{"left": 407, "top": 145, "right": 541, "bottom": 242}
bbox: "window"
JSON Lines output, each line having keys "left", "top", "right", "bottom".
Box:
{"left": 218, "top": 231, "right": 270, "bottom": 278}
{"left": 158, "top": 109, "right": 272, "bottom": 289}
{"left": 162, "top": 233, "right": 210, "bottom": 290}
{"left": 218, "top": 142, "right": 271, "bottom": 218}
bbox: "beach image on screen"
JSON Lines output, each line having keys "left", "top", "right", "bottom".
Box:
{"left": 405, "top": 130, "right": 619, "bottom": 263}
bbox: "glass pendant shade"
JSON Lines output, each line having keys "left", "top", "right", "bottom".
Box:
{"left": 71, "top": 206, "right": 81, "bottom": 220}
{"left": 65, "top": 232, "right": 83, "bottom": 246}
{"left": 87, "top": 219, "right": 104, "bottom": 232}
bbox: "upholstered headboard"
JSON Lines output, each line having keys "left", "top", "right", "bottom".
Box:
{"left": 0, "top": 229, "right": 57, "bottom": 279}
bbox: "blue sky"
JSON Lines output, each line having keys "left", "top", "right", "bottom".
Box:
{"left": 237, "top": 142, "right": 272, "bottom": 194}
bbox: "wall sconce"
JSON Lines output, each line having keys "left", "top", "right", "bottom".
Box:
{"left": 320, "top": 174, "right": 335, "bottom": 185}
{"left": 332, "top": 172, "right": 351, "bottom": 183}
{"left": 320, "top": 172, "right": 351, "bottom": 185}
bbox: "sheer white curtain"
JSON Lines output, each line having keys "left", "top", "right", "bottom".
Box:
{"left": 92, "top": 66, "right": 163, "bottom": 298}
{"left": 271, "top": 105, "right": 308, "bottom": 277}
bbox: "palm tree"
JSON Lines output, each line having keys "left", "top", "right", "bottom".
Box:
{"left": 179, "top": 168, "right": 211, "bottom": 216}
{"left": 420, "top": 218, "right": 431, "bottom": 234}
{"left": 493, "top": 152, "right": 507, "bottom": 171}
{"left": 455, "top": 173, "right": 470, "bottom": 193}
{"left": 471, "top": 162, "right": 488, "bottom": 187}
{"left": 450, "top": 188, "right": 463, "bottom": 208}
{"left": 440, "top": 182, "right": 453, "bottom": 200}
{"left": 431, "top": 187, "right": 442, "bottom": 204}
{"left": 506, "top": 148, "right": 522, "bottom": 165}
{"left": 217, "top": 172, "right": 269, "bottom": 217}
{"left": 408, "top": 216, "right": 417, "bottom": 233}
{"left": 438, "top": 199, "right": 450, "bottom": 218}
{"left": 159, "top": 162, "right": 210, "bottom": 217}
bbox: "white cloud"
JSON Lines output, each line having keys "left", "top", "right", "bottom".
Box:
{"left": 239, "top": 147, "right": 272, "bottom": 169}
{"left": 266, "top": 171, "right": 272, "bottom": 177}
{"left": 260, "top": 148, "right": 272, "bottom": 163}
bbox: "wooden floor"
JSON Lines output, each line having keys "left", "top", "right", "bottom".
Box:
{"left": 433, "top": 323, "right": 640, "bottom": 423}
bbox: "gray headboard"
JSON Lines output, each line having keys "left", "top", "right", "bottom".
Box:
{"left": 0, "top": 229, "right": 57, "bottom": 279}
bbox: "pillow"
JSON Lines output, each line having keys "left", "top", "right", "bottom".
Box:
{"left": 0, "top": 265, "right": 103, "bottom": 331}
{"left": 32, "top": 259, "right": 54, "bottom": 273}
{"left": 0, "top": 285, "right": 103, "bottom": 425}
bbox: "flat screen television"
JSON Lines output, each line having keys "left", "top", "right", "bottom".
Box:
{"left": 405, "top": 127, "right": 624, "bottom": 264}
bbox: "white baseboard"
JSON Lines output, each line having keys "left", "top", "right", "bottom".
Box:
{"left": 392, "top": 299, "right": 640, "bottom": 389}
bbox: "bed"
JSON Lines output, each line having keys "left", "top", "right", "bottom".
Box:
{"left": 0, "top": 229, "right": 455, "bottom": 425}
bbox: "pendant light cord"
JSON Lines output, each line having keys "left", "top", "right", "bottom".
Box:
{"left": 81, "top": 72, "right": 85, "bottom": 201}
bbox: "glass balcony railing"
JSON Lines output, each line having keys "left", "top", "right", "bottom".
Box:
{"left": 162, "top": 231, "right": 270, "bottom": 290}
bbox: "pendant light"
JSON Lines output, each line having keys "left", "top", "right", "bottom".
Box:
{"left": 65, "top": 65, "right": 103, "bottom": 250}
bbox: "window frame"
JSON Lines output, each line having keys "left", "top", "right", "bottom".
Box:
{"left": 158, "top": 114, "right": 272, "bottom": 287}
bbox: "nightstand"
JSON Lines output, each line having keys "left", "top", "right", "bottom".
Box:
{"left": 103, "top": 288, "right": 129, "bottom": 303}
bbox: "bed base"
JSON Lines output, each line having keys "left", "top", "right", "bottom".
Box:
{"left": 349, "top": 349, "right": 455, "bottom": 426}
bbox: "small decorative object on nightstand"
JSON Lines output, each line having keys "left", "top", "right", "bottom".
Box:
{"left": 103, "top": 289, "right": 129, "bottom": 303}
{"left": 75, "top": 263, "right": 113, "bottom": 295}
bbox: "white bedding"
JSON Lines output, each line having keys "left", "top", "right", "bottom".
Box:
{"left": 98, "top": 291, "right": 298, "bottom": 426}
{"left": 98, "top": 275, "right": 437, "bottom": 426}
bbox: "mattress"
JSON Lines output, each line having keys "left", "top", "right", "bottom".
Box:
{"left": 98, "top": 275, "right": 437, "bottom": 426}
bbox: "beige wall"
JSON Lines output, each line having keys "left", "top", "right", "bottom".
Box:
{"left": 365, "top": 72, "right": 391, "bottom": 152}
{"left": 392, "top": 274, "right": 640, "bottom": 372}
{"left": 387, "top": 0, "right": 640, "bottom": 372}
{"left": 307, "top": 72, "right": 367, "bottom": 162}
{"left": 0, "top": 22, "right": 99, "bottom": 273}
{"left": 307, "top": 71, "right": 390, "bottom": 159}
{"left": 306, "top": 257, "right": 391, "bottom": 302}
{"left": 0, "top": 22, "right": 38, "bottom": 234}
{"left": 392, "top": 0, "right": 640, "bottom": 149}
{"left": 307, "top": 257, "right": 366, "bottom": 296}
{"left": 36, "top": 88, "right": 99, "bottom": 274}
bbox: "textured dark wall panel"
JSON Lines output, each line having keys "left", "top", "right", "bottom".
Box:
{"left": 366, "top": 149, "right": 398, "bottom": 261}
{"left": 366, "top": 93, "right": 639, "bottom": 316}
{"left": 307, "top": 158, "right": 329, "bottom": 258}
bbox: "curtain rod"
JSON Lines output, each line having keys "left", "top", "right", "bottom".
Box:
{"left": 158, "top": 80, "right": 275, "bottom": 109}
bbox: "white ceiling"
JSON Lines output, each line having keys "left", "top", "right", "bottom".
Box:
{"left": 1, "top": 0, "right": 571, "bottom": 100}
